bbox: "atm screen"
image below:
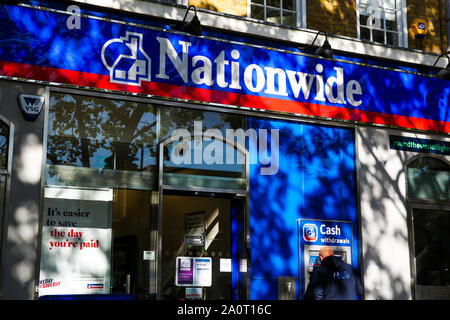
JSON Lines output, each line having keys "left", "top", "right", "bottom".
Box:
{"left": 333, "top": 250, "right": 347, "bottom": 263}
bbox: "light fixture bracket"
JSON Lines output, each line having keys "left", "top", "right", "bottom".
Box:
{"left": 301, "top": 30, "right": 333, "bottom": 59}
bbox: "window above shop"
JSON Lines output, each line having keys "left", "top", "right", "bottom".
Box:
{"left": 356, "top": 0, "right": 407, "bottom": 47}
{"left": 159, "top": 0, "right": 305, "bottom": 28}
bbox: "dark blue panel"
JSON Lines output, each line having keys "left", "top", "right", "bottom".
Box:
{"left": 248, "top": 117, "right": 358, "bottom": 300}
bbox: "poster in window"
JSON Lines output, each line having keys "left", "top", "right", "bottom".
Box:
{"left": 38, "top": 187, "right": 112, "bottom": 296}
{"left": 176, "top": 257, "right": 212, "bottom": 287}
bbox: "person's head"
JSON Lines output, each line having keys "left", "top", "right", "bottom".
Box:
{"left": 319, "top": 246, "right": 334, "bottom": 261}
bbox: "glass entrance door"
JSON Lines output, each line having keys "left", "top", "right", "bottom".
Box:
{"left": 157, "top": 105, "right": 250, "bottom": 300}
{"left": 160, "top": 192, "right": 246, "bottom": 300}
{"left": 407, "top": 156, "right": 450, "bottom": 300}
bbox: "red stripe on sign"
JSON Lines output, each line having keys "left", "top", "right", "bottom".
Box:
{"left": 1, "top": 60, "right": 449, "bottom": 133}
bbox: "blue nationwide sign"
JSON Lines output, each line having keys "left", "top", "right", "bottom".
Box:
{"left": 0, "top": 4, "right": 449, "bottom": 132}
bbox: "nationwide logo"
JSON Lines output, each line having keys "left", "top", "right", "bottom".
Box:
{"left": 87, "top": 283, "right": 104, "bottom": 289}
{"left": 303, "top": 224, "right": 318, "bottom": 242}
{"left": 100, "top": 32, "right": 364, "bottom": 108}
{"left": 101, "top": 32, "right": 151, "bottom": 86}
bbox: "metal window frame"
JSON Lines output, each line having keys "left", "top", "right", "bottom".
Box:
{"left": 246, "top": 0, "right": 298, "bottom": 26}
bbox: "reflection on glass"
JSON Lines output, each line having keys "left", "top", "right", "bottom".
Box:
{"left": 160, "top": 106, "right": 246, "bottom": 179}
{"left": 283, "top": 0, "right": 294, "bottom": 10}
{"left": 248, "top": 118, "right": 357, "bottom": 299}
{"left": 44, "top": 92, "right": 156, "bottom": 298}
{"left": 266, "top": 0, "right": 280, "bottom": 7}
{"left": 266, "top": 8, "right": 281, "bottom": 24}
{"left": 386, "top": 31, "right": 398, "bottom": 46}
{"left": 372, "top": 30, "right": 385, "bottom": 44}
{"left": 282, "top": 10, "right": 296, "bottom": 26}
{"left": 161, "top": 195, "right": 233, "bottom": 300}
{"left": 47, "top": 93, "right": 157, "bottom": 172}
{"left": 413, "top": 208, "right": 450, "bottom": 286}
{"left": 111, "top": 189, "right": 151, "bottom": 298}
{"left": 408, "top": 157, "right": 450, "bottom": 201}
{"left": 251, "top": 4, "right": 264, "bottom": 20}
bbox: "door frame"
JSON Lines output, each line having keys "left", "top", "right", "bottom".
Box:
{"left": 407, "top": 202, "right": 450, "bottom": 300}
{"left": 406, "top": 155, "right": 450, "bottom": 300}
{"left": 155, "top": 133, "right": 250, "bottom": 300}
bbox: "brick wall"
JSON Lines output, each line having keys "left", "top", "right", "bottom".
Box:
{"left": 306, "top": 0, "right": 357, "bottom": 38}
{"left": 407, "top": 0, "right": 447, "bottom": 54}
{"left": 189, "top": 0, "right": 247, "bottom": 16}
{"left": 305, "top": 0, "right": 447, "bottom": 54}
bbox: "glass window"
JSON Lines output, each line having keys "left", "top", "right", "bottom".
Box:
{"left": 160, "top": 106, "right": 247, "bottom": 190}
{"left": 40, "top": 92, "right": 250, "bottom": 299}
{"left": 39, "top": 93, "right": 157, "bottom": 299}
{"left": 161, "top": 194, "right": 246, "bottom": 299}
{"left": 407, "top": 157, "right": 450, "bottom": 201}
{"left": 46, "top": 93, "right": 157, "bottom": 190}
{"left": 412, "top": 208, "right": 450, "bottom": 287}
{"left": 187, "top": 0, "right": 300, "bottom": 27}
{"left": 47, "top": 93, "right": 157, "bottom": 172}
{"left": 408, "top": 157, "right": 450, "bottom": 298}
{"left": 357, "top": 0, "right": 406, "bottom": 47}
{"left": 249, "top": 0, "right": 297, "bottom": 27}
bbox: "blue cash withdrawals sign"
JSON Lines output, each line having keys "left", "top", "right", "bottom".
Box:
{"left": 298, "top": 219, "right": 356, "bottom": 298}
{"left": 299, "top": 219, "right": 353, "bottom": 246}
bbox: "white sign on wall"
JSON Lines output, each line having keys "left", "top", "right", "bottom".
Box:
{"left": 220, "top": 258, "right": 232, "bottom": 272}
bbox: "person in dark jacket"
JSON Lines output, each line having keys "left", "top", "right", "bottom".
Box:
{"left": 305, "top": 246, "right": 363, "bottom": 300}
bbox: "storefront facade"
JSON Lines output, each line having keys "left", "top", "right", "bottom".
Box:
{"left": 0, "top": 1, "right": 449, "bottom": 300}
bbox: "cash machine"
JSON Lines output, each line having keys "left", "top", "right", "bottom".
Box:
{"left": 298, "top": 219, "right": 356, "bottom": 299}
